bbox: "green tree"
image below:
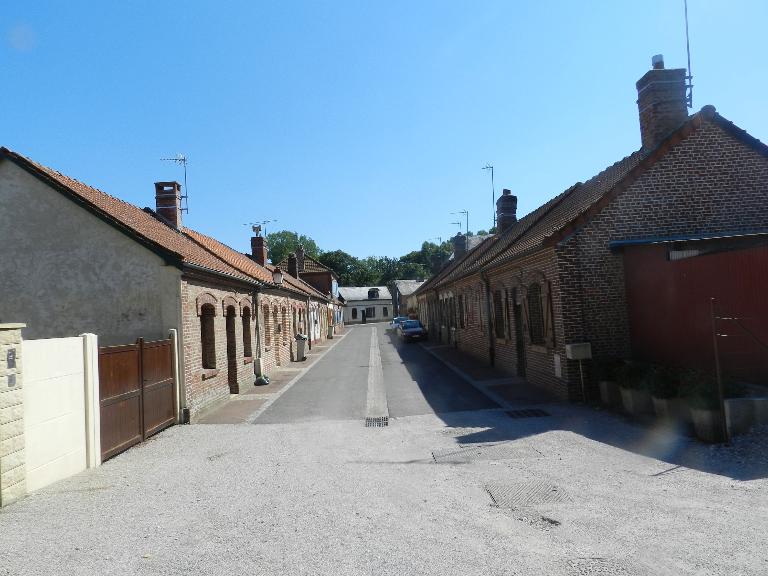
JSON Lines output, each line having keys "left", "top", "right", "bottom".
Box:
{"left": 266, "top": 230, "right": 321, "bottom": 265}
{"left": 318, "top": 250, "right": 358, "bottom": 285}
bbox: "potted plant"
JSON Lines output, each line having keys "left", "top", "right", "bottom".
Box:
{"left": 650, "top": 365, "right": 688, "bottom": 422}
{"left": 595, "top": 358, "right": 623, "bottom": 409}
{"left": 617, "top": 361, "right": 654, "bottom": 415}
{"left": 681, "top": 370, "right": 726, "bottom": 443}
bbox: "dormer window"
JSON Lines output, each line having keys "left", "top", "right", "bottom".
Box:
{"left": 368, "top": 288, "right": 379, "bottom": 299}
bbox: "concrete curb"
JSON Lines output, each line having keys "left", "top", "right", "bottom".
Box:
{"left": 245, "top": 330, "right": 351, "bottom": 424}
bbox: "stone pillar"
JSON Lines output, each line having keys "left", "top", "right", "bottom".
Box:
{"left": 0, "top": 324, "right": 26, "bottom": 507}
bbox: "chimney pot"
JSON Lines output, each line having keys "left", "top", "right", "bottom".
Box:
{"left": 154, "top": 181, "right": 182, "bottom": 229}
{"left": 496, "top": 188, "right": 518, "bottom": 234}
{"left": 251, "top": 235, "right": 269, "bottom": 266}
{"left": 636, "top": 57, "right": 689, "bottom": 152}
{"left": 287, "top": 253, "right": 299, "bottom": 278}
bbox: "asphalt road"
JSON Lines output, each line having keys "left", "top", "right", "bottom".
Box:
{"left": 256, "top": 324, "right": 497, "bottom": 424}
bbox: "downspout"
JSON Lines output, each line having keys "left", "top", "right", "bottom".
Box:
{"left": 480, "top": 268, "right": 495, "bottom": 367}
{"left": 306, "top": 296, "right": 312, "bottom": 351}
{"left": 253, "top": 285, "right": 263, "bottom": 376}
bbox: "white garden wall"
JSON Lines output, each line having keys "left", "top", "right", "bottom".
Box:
{"left": 22, "top": 335, "right": 99, "bottom": 492}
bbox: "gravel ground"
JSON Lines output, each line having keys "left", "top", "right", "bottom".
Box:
{"left": 1, "top": 407, "right": 767, "bottom": 575}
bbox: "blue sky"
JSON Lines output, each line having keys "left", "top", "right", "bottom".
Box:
{"left": 3, "top": 1, "right": 767, "bottom": 259}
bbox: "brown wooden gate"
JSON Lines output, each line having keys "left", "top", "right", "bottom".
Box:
{"left": 99, "top": 337, "right": 176, "bottom": 461}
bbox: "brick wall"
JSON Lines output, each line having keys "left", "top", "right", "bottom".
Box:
{"left": 181, "top": 280, "right": 257, "bottom": 418}
{"left": 558, "top": 119, "right": 768, "bottom": 396}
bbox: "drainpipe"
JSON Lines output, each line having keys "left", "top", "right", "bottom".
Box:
{"left": 253, "top": 285, "right": 263, "bottom": 376}
{"left": 306, "top": 296, "right": 312, "bottom": 351}
{"left": 480, "top": 269, "right": 495, "bottom": 367}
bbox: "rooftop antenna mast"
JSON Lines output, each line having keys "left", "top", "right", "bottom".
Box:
{"left": 452, "top": 210, "right": 469, "bottom": 234}
{"left": 160, "top": 154, "right": 189, "bottom": 213}
{"left": 244, "top": 219, "right": 278, "bottom": 237}
{"left": 684, "top": 0, "right": 694, "bottom": 108}
{"left": 482, "top": 164, "right": 495, "bottom": 227}
{"left": 430, "top": 236, "right": 443, "bottom": 244}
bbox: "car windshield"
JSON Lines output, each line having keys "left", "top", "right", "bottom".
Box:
{"left": 403, "top": 320, "right": 421, "bottom": 329}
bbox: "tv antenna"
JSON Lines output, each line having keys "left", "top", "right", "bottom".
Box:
{"left": 482, "top": 164, "right": 495, "bottom": 227}
{"left": 244, "top": 219, "right": 277, "bottom": 236}
{"left": 450, "top": 221, "right": 462, "bottom": 232}
{"left": 160, "top": 154, "right": 189, "bottom": 213}
{"left": 683, "top": 0, "right": 694, "bottom": 108}
{"left": 430, "top": 236, "right": 443, "bottom": 244}
{"left": 451, "top": 210, "right": 469, "bottom": 234}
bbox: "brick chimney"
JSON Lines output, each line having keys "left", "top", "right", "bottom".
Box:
{"left": 154, "top": 182, "right": 182, "bottom": 229}
{"left": 496, "top": 189, "right": 517, "bottom": 234}
{"left": 452, "top": 233, "right": 467, "bottom": 259}
{"left": 251, "top": 235, "right": 268, "bottom": 266}
{"left": 287, "top": 253, "right": 299, "bottom": 278}
{"left": 636, "top": 55, "right": 689, "bottom": 152}
{"left": 295, "top": 244, "right": 305, "bottom": 273}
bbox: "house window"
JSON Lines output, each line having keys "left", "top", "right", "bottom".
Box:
{"left": 200, "top": 303, "right": 216, "bottom": 369}
{"left": 528, "top": 283, "right": 545, "bottom": 345}
{"left": 494, "top": 290, "right": 505, "bottom": 339}
{"left": 383, "top": 307, "right": 388, "bottom": 317}
{"left": 281, "top": 307, "right": 288, "bottom": 343}
{"left": 352, "top": 308, "right": 358, "bottom": 320}
{"left": 368, "top": 288, "right": 379, "bottom": 299}
{"left": 366, "top": 307, "right": 376, "bottom": 318}
{"left": 263, "top": 305, "right": 271, "bottom": 346}
{"left": 242, "top": 307, "right": 252, "bottom": 357}
{"left": 458, "top": 295, "right": 465, "bottom": 328}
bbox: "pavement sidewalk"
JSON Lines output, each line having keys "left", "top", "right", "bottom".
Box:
{"left": 197, "top": 332, "right": 349, "bottom": 424}
{"left": 420, "top": 342, "right": 557, "bottom": 408}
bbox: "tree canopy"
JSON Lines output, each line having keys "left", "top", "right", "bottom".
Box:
{"left": 266, "top": 230, "right": 321, "bottom": 265}
{"left": 265, "top": 231, "right": 462, "bottom": 286}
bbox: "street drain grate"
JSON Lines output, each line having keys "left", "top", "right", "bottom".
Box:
{"left": 432, "top": 442, "right": 541, "bottom": 463}
{"left": 506, "top": 408, "right": 550, "bottom": 418}
{"left": 365, "top": 416, "right": 389, "bottom": 428}
{"left": 484, "top": 480, "right": 570, "bottom": 508}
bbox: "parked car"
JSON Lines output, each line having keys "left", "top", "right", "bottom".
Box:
{"left": 389, "top": 316, "right": 408, "bottom": 330}
{"left": 397, "top": 319, "right": 428, "bottom": 342}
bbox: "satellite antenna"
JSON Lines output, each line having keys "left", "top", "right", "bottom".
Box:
{"left": 244, "top": 219, "right": 277, "bottom": 236}
{"left": 482, "top": 164, "right": 495, "bottom": 227}
{"left": 683, "top": 0, "right": 694, "bottom": 108}
{"left": 160, "top": 154, "right": 189, "bottom": 213}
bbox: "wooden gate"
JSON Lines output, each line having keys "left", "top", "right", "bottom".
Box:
{"left": 98, "top": 337, "right": 176, "bottom": 462}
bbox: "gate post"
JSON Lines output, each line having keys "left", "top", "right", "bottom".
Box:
{"left": 168, "top": 329, "right": 183, "bottom": 423}
{"left": 81, "top": 333, "right": 101, "bottom": 468}
{"left": 0, "top": 323, "right": 26, "bottom": 507}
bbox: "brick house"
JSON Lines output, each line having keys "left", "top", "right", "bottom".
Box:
{"left": 276, "top": 245, "right": 345, "bottom": 336}
{"left": 390, "top": 280, "right": 425, "bottom": 317}
{"left": 0, "top": 149, "right": 331, "bottom": 418}
{"left": 413, "top": 56, "right": 768, "bottom": 401}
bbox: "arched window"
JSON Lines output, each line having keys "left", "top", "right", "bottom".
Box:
{"left": 263, "top": 305, "right": 271, "bottom": 346}
{"left": 242, "top": 307, "right": 252, "bottom": 357}
{"left": 200, "top": 303, "right": 216, "bottom": 369}
{"left": 281, "top": 307, "right": 288, "bottom": 343}
{"left": 527, "top": 283, "right": 545, "bottom": 345}
{"left": 352, "top": 308, "right": 358, "bottom": 320}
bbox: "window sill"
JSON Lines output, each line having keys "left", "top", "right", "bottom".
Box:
{"left": 528, "top": 344, "right": 548, "bottom": 354}
{"left": 243, "top": 356, "right": 253, "bottom": 365}
{"left": 200, "top": 368, "right": 220, "bottom": 380}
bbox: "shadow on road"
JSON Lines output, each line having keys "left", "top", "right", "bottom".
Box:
{"left": 384, "top": 328, "right": 768, "bottom": 482}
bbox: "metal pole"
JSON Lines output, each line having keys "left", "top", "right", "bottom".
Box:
{"left": 710, "top": 298, "right": 728, "bottom": 443}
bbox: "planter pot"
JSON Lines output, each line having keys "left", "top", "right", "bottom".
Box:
{"left": 652, "top": 396, "right": 690, "bottom": 422}
{"left": 620, "top": 387, "right": 654, "bottom": 416}
{"left": 599, "top": 380, "right": 622, "bottom": 409}
{"left": 690, "top": 407, "right": 726, "bottom": 443}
